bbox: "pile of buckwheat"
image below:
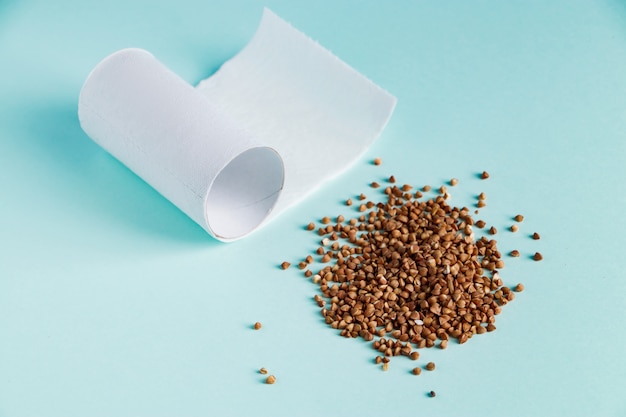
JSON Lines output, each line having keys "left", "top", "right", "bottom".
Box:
{"left": 280, "top": 162, "right": 542, "bottom": 379}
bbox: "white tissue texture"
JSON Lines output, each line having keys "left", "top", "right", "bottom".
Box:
{"left": 78, "top": 9, "right": 396, "bottom": 241}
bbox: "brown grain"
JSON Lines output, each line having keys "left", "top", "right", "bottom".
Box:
{"left": 297, "top": 175, "right": 523, "bottom": 374}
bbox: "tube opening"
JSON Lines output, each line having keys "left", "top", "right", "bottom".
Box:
{"left": 205, "top": 147, "right": 284, "bottom": 241}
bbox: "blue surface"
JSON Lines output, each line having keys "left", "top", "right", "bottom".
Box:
{"left": 1, "top": 1, "right": 626, "bottom": 416}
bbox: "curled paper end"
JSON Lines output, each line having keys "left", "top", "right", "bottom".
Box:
{"left": 79, "top": 48, "right": 285, "bottom": 241}
{"left": 78, "top": 10, "right": 395, "bottom": 241}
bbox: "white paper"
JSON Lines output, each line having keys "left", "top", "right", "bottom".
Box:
{"left": 78, "top": 9, "right": 396, "bottom": 241}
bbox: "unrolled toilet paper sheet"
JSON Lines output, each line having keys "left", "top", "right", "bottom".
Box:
{"left": 78, "top": 8, "right": 396, "bottom": 241}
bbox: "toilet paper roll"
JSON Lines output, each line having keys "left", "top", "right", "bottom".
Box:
{"left": 78, "top": 8, "right": 396, "bottom": 241}
{"left": 79, "top": 48, "right": 285, "bottom": 241}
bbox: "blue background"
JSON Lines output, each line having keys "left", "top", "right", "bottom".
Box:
{"left": 1, "top": 1, "right": 626, "bottom": 416}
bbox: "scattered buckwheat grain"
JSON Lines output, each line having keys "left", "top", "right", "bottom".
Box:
{"left": 285, "top": 172, "right": 541, "bottom": 382}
